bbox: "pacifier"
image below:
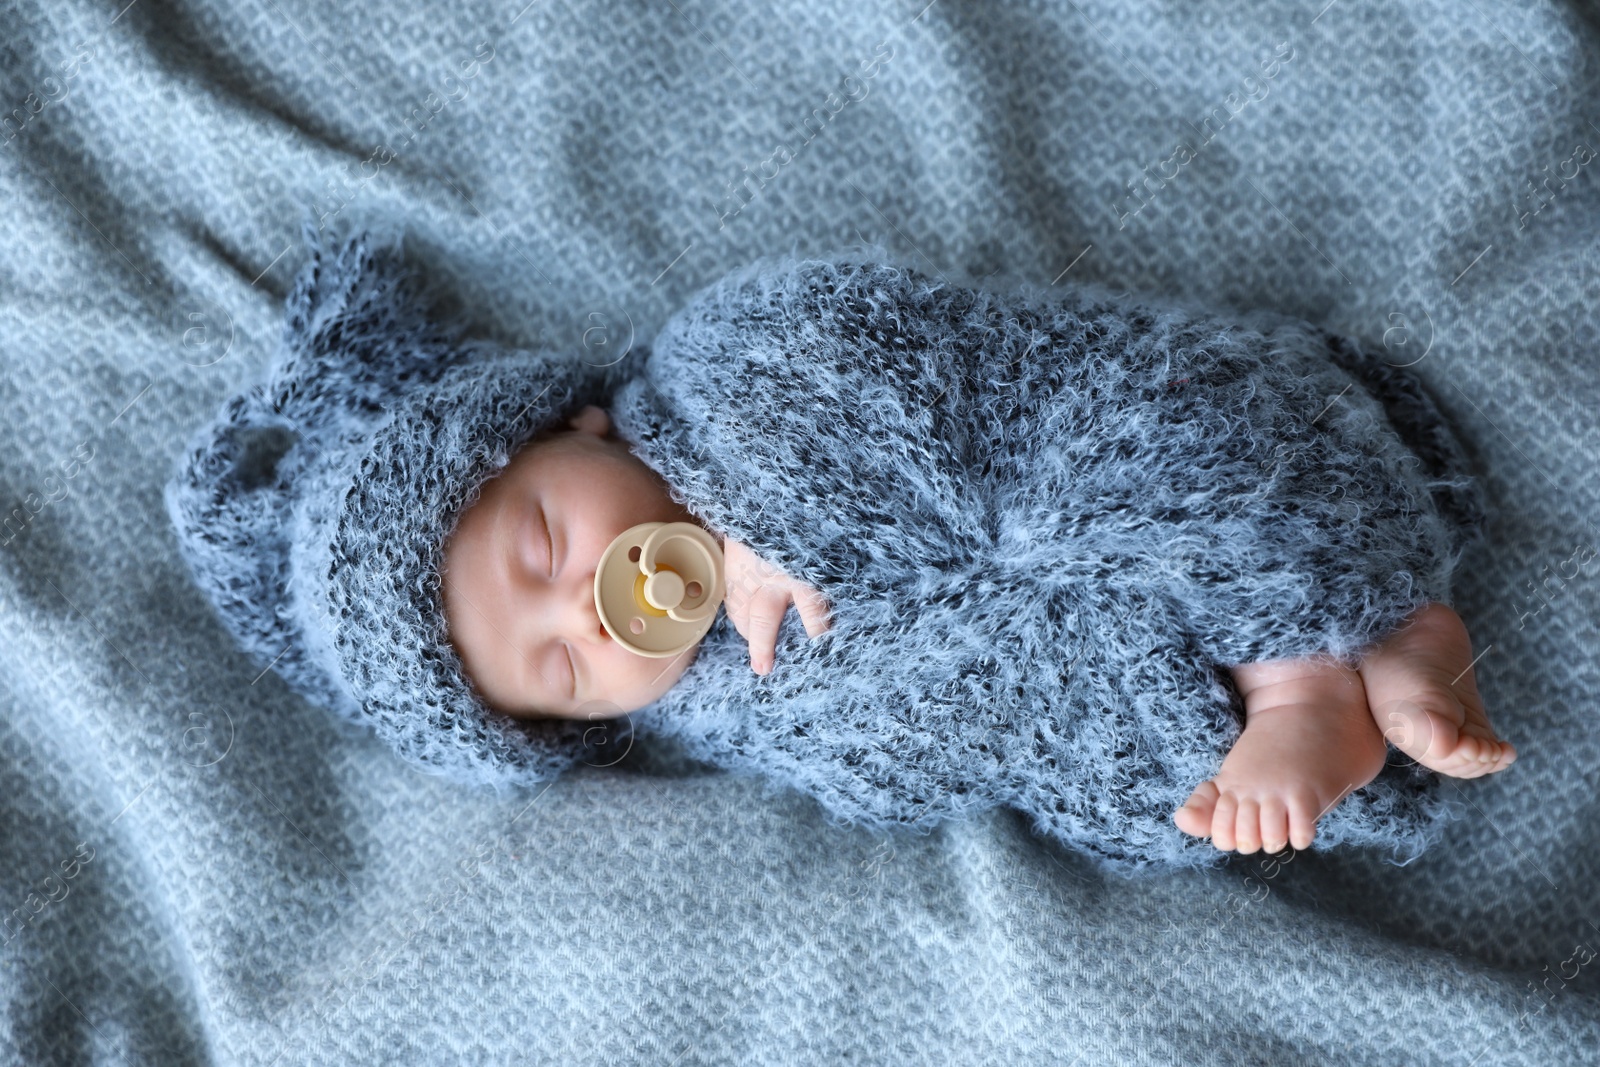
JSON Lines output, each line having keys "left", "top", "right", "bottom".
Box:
{"left": 594, "top": 522, "right": 725, "bottom": 658}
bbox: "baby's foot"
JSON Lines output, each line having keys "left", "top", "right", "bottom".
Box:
{"left": 1174, "top": 658, "right": 1389, "bottom": 854}
{"left": 1359, "top": 602, "right": 1517, "bottom": 779}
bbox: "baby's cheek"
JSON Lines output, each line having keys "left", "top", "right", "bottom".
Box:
{"left": 614, "top": 642, "right": 697, "bottom": 706}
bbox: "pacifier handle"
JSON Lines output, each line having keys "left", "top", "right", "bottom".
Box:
{"left": 594, "top": 521, "right": 726, "bottom": 658}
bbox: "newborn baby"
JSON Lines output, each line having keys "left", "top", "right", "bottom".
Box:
{"left": 164, "top": 230, "right": 1514, "bottom": 878}
{"left": 441, "top": 404, "right": 1514, "bottom": 859}
{"left": 435, "top": 253, "right": 1516, "bottom": 868}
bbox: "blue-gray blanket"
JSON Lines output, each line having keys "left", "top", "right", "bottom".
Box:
{"left": 3, "top": 0, "right": 1598, "bottom": 1063}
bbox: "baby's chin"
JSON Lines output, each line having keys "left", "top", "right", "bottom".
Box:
{"left": 603, "top": 640, "right": 701, "bottom": 716}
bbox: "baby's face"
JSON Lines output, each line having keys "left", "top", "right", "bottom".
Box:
{"left": 440, "top": 405, "right": 706, "bottom": 720}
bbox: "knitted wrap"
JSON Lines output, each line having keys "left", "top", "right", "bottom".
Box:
{"left": 166, "top": 230, "right": 1487, "bottom": 876}
{"left": 163, "top": 227, "right": 633, "bottom": 791}
{"left": 609, "top": 252, "right": 1486, "bottom": 878}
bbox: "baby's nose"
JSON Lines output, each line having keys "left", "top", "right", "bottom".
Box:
{"left": 561, "top": 568, "right": 610, "bottom": 645}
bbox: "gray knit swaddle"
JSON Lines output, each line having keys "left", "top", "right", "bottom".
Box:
{"left": 165, "top": 232, "right": 1485, "bottom": 879}
{"left": 610, "top": 253, "right": 1485, "bottom": 879}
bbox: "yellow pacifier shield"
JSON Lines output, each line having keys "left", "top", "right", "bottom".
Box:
{"left": 594, "top": 521, "right": 725, "bottom": 658}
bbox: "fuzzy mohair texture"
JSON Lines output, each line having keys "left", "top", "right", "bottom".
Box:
{"left": 167, "top": 228, "right": 1486, "bottom": 880}
{"left": 164, "top": 226, "right": 635, "bottom": 791}
{"left": 609, "top": 253, "right": 1486, "bottom": 879}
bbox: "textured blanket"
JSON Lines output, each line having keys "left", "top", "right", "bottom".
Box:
{"left": 612, "top": 253, "right": 1480, "bottom": 877}
{"left": 4, "top": 0, "right": 1599, "bottom": 1063}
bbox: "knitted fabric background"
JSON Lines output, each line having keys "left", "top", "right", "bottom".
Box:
{"left": 1, "top": 1, "right": 1597, "bottom": 1064}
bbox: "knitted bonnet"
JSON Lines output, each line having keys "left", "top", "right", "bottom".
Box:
{"left": 164, "top": 226, "right": 636, "bottom": 791}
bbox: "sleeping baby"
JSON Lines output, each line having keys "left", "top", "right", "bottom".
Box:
{"left": 164, "top": 229, "right": 1516, "bottom": 879}
{"left": 440, "top": 403, "right": 1513, "bottom": 862}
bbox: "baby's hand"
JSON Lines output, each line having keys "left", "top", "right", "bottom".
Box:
{"left": 721, "top": 536, "right": 833, "bottom": 675}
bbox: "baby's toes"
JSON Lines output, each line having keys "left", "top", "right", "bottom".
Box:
{"left": 1233, "top": 797, "right": 1264, "bottom": 854}
{"left": 1258, "top": 796, "right": 1291, "bottom": 855}
{"left": 1174, "top": 781, "right": 1220, "bottom": 839}
{"left": 1286, "top": 789, "right": 1320, "bottom": 851}
{"left": 1473, "top": 732, "right": 1517, "bottom": 767}
{"left": 1457, "top": 728, "right": 1498, "bottom": 762}
{"left": 1210, "top": 790, "right": 1240, "bottom": 852}
{"left": 1432, "top": 728, "right": 1509, "bottom": 778}
{"left": 1459, "top": 734, "right": 1519, "bottom": 778}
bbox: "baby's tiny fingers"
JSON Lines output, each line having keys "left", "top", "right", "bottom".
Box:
{"left": 793, "top": 584, "right": 833, "bottom": 639}
{"left": 745, "top": 588, "right": 788, "bottom": 675}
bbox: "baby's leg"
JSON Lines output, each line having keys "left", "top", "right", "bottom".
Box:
{"left": 1174, "top": 657, "right": 1390, "bottom": 854}
{"left": 1359, "top": 602, "right": 1517, "bottom": 779}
